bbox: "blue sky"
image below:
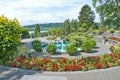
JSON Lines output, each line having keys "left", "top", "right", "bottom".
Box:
{"left": 0, "top": 0, "right": 99, "bottom": 25}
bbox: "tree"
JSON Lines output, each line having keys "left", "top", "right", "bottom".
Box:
{"left": 78, "top": 4, "right": 95, "bottom": 31}
{"left": 70, "top": 19, "right": 78, "bottom": 32}
{"left": 0, "top": 15, "right": 21, "bottom": 62}
{"left": 92, "top": 0, "right": 120, "bottom": 27}
{"left": 48, "top": 28, "right": 63, "bottom": 37}
{"left": 64, "top": 19, "right": 70, "bottom": 36}
{"left": 34, "top": 24, "right": 40, "bottom": 37}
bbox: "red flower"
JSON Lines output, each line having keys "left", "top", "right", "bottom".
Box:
{"left": 51, "top": 64, "right": 57, "bottom": 71}
{"left": 12, "top": 63, "right": 16, "bottom": 68}
{"left": 106, "top": 63, "right": 110, "bottom": 68}
{"left": 94, "top": 62, "right": 102, "bottom": 69}
{"left": 72, "top": 65, "right": 81, "bottom": 71}
{"left": 81, "top": 62, "right": 86, "bottom": 67}
{"left": 41, "top": 67, "right": 46, "bottom": 71}
{"left": 65, "top": 64, "right": 72, "bottom": 71}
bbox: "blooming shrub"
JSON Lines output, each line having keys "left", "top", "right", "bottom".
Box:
{"left": 8, "top": 53, "right": 120, "bottom": 72}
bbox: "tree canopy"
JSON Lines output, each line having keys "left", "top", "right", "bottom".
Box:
{"left": 64, "top": 19, "right": 70, "bottom": 36}
{"left": 34, "top": 24, "right": 40, "bottom": 37}
{"left": 0, "top": 15, "right": 21, "bottom": 62}
{"left": 92, "top": 0, "right": 120, "bottom": 28}
{"left": 78, "top": 4, "right": 95, "bottom": 31}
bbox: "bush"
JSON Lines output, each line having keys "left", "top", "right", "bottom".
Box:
{"left": 81, "top": 38, "right": 96, "bottom": 52}
{"left": 17, "top": 45, "right": 28, "bottom": 56}
{"left": 109, "top": 28, "right": 115, "bottom": 35}
{"left": 31, "top": 40, "right": 41, "bottom": 52}
{"left": 66, "top": 45, "right": 77, "bottom": 55}
{"left": 46, "top": 44, "right": 56, "bottom": 54}
{"left": 0, "top": 15, "right": 21, "bottom": 63}
{"left": 113, "top": 43, "right": 120, "bottom": 54}
{"left": 46, "top": 37, "right": 56, "bottom": 40}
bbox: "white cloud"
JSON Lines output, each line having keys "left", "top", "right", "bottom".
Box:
{"left": 0, "top": 0, "right": 99, "bottom": 25}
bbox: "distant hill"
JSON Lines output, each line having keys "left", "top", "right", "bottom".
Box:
{"left": 24, "top": 23, "right": 64, "bottom": 31}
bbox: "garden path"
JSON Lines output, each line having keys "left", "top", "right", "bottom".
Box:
{"left": 21, "top": 36, "right": 111, "bottom": 58}
{"left": 0, "top": 65, "right": 120, "bottom": 80}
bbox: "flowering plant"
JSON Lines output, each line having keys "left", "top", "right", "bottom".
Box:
{"left": 9, "top": 53, "right": 120, "bottom": 71}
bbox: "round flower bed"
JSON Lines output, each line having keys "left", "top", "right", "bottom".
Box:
{"left": 8, "top": 53, "right": 120, "bottom": 72}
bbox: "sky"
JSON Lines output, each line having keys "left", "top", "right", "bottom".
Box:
{"left": 0, "top": 0, "right": 99, "bottom": 26}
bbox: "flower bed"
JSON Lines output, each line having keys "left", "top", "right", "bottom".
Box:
{"left": 108, "top": 36, "right": 120, "bottom": 42}
{"left": 8, "top": 53, "right": 120, "bottom": 72}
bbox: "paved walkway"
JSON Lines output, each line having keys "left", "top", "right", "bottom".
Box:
{"left": 0, "top": 65, "right": 120, "bottom": 80}
{"left": 21, "top": 36, "right": 111, "bottom": 58}
{"left": 0, "top": 36, "right": 117, "bottom": 80}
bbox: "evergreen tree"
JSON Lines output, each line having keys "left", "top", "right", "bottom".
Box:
{"left": 64, "top": 19, "right": 70, "bottom": 36}
{"left": 34, "top": 24, "right": 40, "bottom": 37}
{"left": 70, "top": 19, "right": 78, "bottom": 32}
{"left": 78, "top": 4, "right": 95, "bottom": 31}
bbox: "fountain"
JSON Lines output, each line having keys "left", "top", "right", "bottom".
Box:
{"left": 61, "top": 38, "right": 64, "bottom": 52}
{"left": 42, "top": 37, "right": 81, "bottom": 53}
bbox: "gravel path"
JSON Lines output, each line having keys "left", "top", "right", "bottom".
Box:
{"left": 0, "top": 65, "right": 120, "bottom": 80}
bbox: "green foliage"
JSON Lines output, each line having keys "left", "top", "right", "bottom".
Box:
{"left": 42, "top": 32, "right": 48, "bottom": 37}
{"left": 70, "top": 19, "right": 78, "bottom": 33}
{"left": 20, "top": 27, "right": 30, "bottom": 39}
{"left": 46, "top": 44, "right": 56, "bottom": 54}
{"left": 78, "top": 4, "right": 95, "bottom": 31}
{"left": 46, "top": 37, "right": 56, "bottom": 40}
{"left": 64, "top": 19, "right": 70, "bottom": 36}
{"left": 17, "top": 45, "right": 28, "bottom": 56}
{"left": 48, "top": 28, "right": 63, "bottom": 37}
{"left": 113, "top": 43, "right": 120, "bottom": 55}
{"left": 69, "top": 34, "right": 96, "bottom": 52}
{"left": 34, "top": 24, "right": 40, "bottom": 37}
{"left": 109, "top": 28, "right": 115, "bottom": 35}
{"left": 66, "top": 45, "right": 77, "bottom": 55}
{"left": 69, "top": 35, "right": 85, "bottom": 47}
{"left": 31, "top": 40, "right": 41, "bottom": 52}
{"left": 24, "top": 23, "right": 63, "bottom": 31}
{"left": 0, "top": 15, "right": 21, "bottom": 62}
{"left": 92, "top": 0, "right": 120, "bottom": 27}
{"left": 81, "top": 38, "right": 96, "bottom": 52}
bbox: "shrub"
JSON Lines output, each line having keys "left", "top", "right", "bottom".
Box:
{"left": 0, "top": 15, "right": 21, "bottom": 64}
{"left": 81, "top": 38, "right": 96, "bottom": 52}
{"left": 31, "top": 40, "right": 41, "bottom": 52}
{"left": 113, "top": 43, "right": 120, "bottom": 54}
{"left": 46, "top": 37, "right": 56, "bottom": 40}
{"left": 109, "top": 28, "right": 115, "bottom": 35}
{"left": 17, "top": 45, "right": 28, "bottom": 56}
{"left": 46, "top": 44, "right": 56, "bottom": 54}
{"left": 66, "top": 45, "right": 77, "bottom": 55}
